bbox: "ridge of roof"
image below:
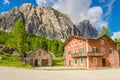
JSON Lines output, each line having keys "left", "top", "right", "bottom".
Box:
{"left": 64, "top": 34, "right": 117, "bottom": 46}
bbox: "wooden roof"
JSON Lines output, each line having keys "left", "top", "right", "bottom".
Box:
{"left": 63, "top": 35, "right": 117, "bottom": 46}
{"left": 27, "top": 47, "right": 52, "bottom": 57}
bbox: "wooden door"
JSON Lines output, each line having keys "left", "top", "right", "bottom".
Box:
{"left": 42, "top": 59, "right": 48, "bottom": 66}
{"left": 102, "top": 58, "right": 106, "bottom": 67}
{"left": 30, "top": 59, "right": 33, "bottom": 65}
{"left": 35, "top": 59, "right": 38, "bottom": 66}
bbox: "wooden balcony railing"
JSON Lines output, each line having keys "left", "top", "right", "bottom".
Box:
{"left": 72, "top": 52, "right": 104, "bottom": 58}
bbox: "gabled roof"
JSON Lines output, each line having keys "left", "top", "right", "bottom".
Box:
{"left": 27, "top": 47, "right": 53, "bottom": 57}
{"left": 63, "top": 34, "right": 117, "bottom": 46}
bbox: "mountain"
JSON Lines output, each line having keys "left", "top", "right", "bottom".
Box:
{"left": 0, "top": 3, "right": 80, "bottom": 40}
{"left": 76, "top": 20, "right": 98, "bottom": 38}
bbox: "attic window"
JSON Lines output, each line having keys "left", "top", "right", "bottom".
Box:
{"left": 39, "top": 51, "right": 41, "bottom": 53}
{"left": 79, "top": 40, "right": 82, "bottom": 45}
{"left": 68, "top": 44, "right": 70, "bottom": 47}
{"left": 72, "top": 42, "right": 74, "bottom": 46}
{"left": 101, "top": 40, "right": 104, "bottom": 45}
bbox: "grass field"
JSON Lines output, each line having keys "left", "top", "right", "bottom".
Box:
{"left": 0, "top": 53, "right": 32, "bottom": 69}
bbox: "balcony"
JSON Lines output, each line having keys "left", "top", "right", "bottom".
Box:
{"left": 72, "top": 52, "right": 104, "bottom": 58}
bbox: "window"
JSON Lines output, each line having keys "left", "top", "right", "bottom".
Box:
{"left": 92, "top": 47, "right": 98, "bottom": 53}
{"left": 39, "top": 51, "right": 41, "bottom": 53}
{"left": 109, "top": 48, "right": 113, "bottom": 54}
{"left": 80, "top": 58, "right": 84, "bottom": 65}
{"left": 68, "top": 51, "right": 71, "bottom": 54}
{"left": 74, "top": 59, "right": 77, "bottom": 64}
{"left": 79, "top": 40, "right": 82, "bottom": 45}
{"left": 100, "top": 40, "right": 104, "bottom": 45}
{"left": 93, "top": 58, "right": 97, "bottom": 65}
{"left": 74, "top": 49, "right": 77, "bottom": 53}
{"left": 79, "top": 48, "right": 84, "bottom": 53}
{"left": 101, "top": 48, "right": 105, "bottom": 53}
{"left": 68, "top": 44, "right": 70, "bottom": 47}
{"left": 72, "top": 42, "right": 74, "bottom": 46}
{"left": 110, "top": 58, "right": 114, "bottom": 64}
{"left": 75, "top": 42, "right": 77, "bottom": 44}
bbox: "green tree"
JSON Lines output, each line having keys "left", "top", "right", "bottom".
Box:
{"left": 11, "top": 18, "right": 26, "bottom": 58}
{"left": 114, "top": 38, "right": 120, "bottom": 59}
{"left": 98, "top": 26, "right": 110, "bottom": 37}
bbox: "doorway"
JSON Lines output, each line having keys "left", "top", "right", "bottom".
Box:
{"left": 42, "top": 59, "right": 48, "bottom": 66}
{"left": 69, "top": 60, "right": 71, "bottom": 66}
{"left": 35, "top": 59, "right": 38, "bottom": 66}
{"left": 102, "top": 58, "right": 106, "bottom": 67}
{"left": 30, "top": 59, "right": 33, "bottom": 65}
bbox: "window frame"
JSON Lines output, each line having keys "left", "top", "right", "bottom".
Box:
{"left": 68, "top": 44, "right": 71, "bottom": 48}
{"left": 79, "top": 40, "right": 82, "bottom": 45}
{"left": 80, "top": 58, "right": 84, "bottom": 65}
{"left": 79, "top": 48, "right": 84, "bottom": 53}
{"left": 92, "top": 47, "right": 98, "bottom": 53}
{"left": 74, "top": 49, "right": 77, "bottom": 53}
{"left": 68, "top": 51, "right": 71, "bottom": 55}
{"left": 74, "top": 59, "right": 78, "bottom": 64}
{"left": 101, "top": 48, "right": 105, "bottom": 54}
{"left": 109, "top": 48, "right": 114, "bottom": 54}
{"left": 100, "top": 39, "right": 104, "bottom": 45}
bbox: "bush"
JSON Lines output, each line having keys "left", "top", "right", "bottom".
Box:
{"left": 52, "top": 57, "right": 65, "bottom": 66}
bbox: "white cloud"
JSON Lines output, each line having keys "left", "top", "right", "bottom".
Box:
{"left": 105, "top": 0, "right": 116, "bottom": 21}
{"left": 87, "top": 7, "right": 108, "bottom": 28}
{"left": 111, "top": 31, "right": 120, "bottom": 40}
{"left": 36, "top": 0, "right": 47, "bottom": 5}
{"left": 3, "top": 0, "right": 10, "bottom": 4}
{"left": 52, "top": 0, "right": 92, "bottom": 23}
{"left": 36, "top": 0, "right": 55, "bottom": 6}
{"left": 36, "top": 0, "right": 108, "bottom": 28}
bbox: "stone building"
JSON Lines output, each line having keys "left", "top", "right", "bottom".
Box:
{"left": 26, "top": 48, "right": 52, "bottom": 67}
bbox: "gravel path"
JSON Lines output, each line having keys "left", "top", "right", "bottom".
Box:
{"left": 0, "top": 66, "right": 120, "bottom": 80}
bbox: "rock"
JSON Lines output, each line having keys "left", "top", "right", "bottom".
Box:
{"left": 0, "top": 44, "right": 20, "bottom": 56}
{"left": 0, "top": 3, "right": 80, "bottom": 40}
{"left": 76, "top": 20, "right": 98, "bottom": 38}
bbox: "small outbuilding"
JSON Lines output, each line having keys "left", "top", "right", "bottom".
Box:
{"left": 26, "top": 48, "right": 52, "bottom": 67}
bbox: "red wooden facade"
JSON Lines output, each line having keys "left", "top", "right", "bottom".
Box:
{"left": 64, "top": 35, "right": 119, "bottom": 68}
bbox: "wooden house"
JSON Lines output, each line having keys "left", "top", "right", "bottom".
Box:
{"left": 26, "top": 48, "right": 52, "bottom": 67}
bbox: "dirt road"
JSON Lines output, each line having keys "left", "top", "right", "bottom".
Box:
{"left": 0, "top": 66, "right": 120, "bottom": 80}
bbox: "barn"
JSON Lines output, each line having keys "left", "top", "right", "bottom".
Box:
{"left": 26, "top": 48, "right": 52, "bottom": 67}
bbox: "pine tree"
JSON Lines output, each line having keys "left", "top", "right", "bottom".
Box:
{"left": 11, "top": 18, "right": 26, "bottom": 58}
{"left": 98, "top": 26, "right": 110, "bottom": 37}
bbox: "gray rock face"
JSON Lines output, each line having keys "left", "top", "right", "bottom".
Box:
{"left": 0, "top": 3, "right": 80, "bottom": 40}
{"left": 76, "top": 20, "right": 98, "bottom": 38}
{"left": 0, "top": 45, "right": 19, "bottom": 56}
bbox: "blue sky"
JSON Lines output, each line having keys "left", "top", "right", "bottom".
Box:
{"left": 0, "top": 0, "right": 120, "bottom": 39}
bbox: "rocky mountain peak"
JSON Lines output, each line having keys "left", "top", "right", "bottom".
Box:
{"left": 76, "top": 19, "right": 98, "bottom": 38}
{"left": 19, "top": 3, "right": 35, "bottom": 12}
{"left": 0, "top": 3, "right": 80, "bottom": 40}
